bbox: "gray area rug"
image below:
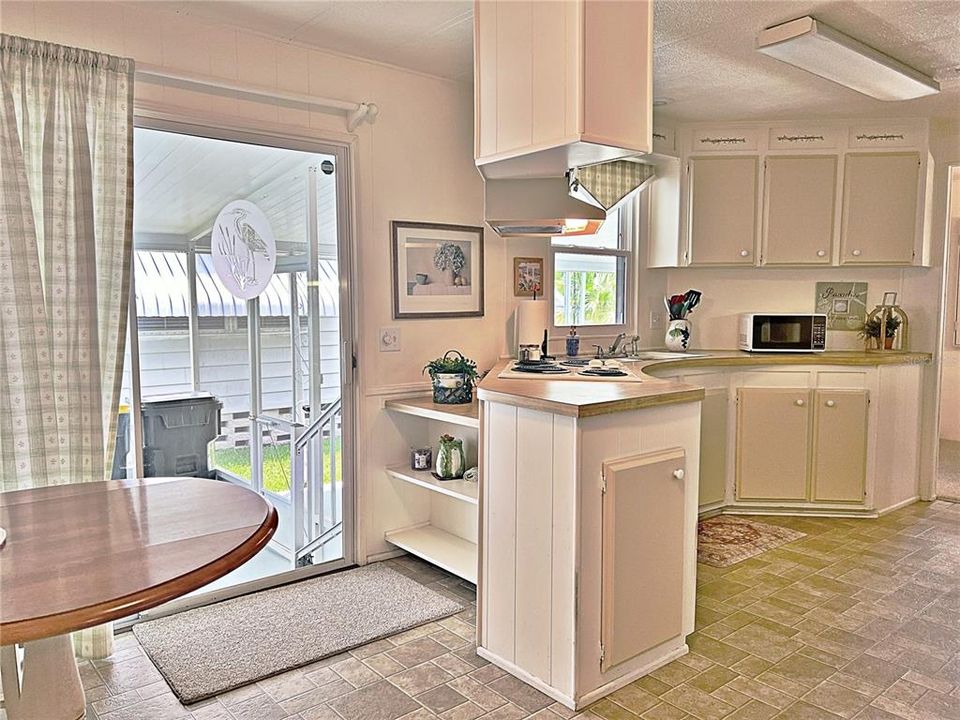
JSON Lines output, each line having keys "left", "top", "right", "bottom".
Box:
{"left": 133, "top": 563, "right": 464, "bottom": 704}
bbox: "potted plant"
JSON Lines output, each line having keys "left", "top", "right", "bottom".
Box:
{"left": 423, "top": 350, "right": 479, "bottom": 404}
{"left": 859, "top": 315, "right": 901, "bottom": 350}
{"left": 434, "top": 242, "right": 466, "bottom": 286}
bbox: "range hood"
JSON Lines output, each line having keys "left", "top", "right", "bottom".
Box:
{"left": 485, "top": 160, "right": 656, "bottom": 238}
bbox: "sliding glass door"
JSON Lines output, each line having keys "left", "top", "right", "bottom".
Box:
{"left": 124, "top": 120, "right": 355, "bottom": 602}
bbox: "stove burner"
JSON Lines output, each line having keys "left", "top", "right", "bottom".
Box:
{"left": 578, "top": 367, "right": 629, "bottom": 377}
{"left": 512, "top": 363, "right": 571, "bottom": 375}
{"left": 560, "top": 358, "right": 589, "bottom": 367}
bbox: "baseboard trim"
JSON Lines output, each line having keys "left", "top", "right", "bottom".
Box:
{"left": 476, "top": 648, "right": 576, "bottom": 710}
{"left": 721, "top": 506, "right": 878, "bottom": 519}
{"left": 477, "top": 642, "right": 688, "bottom": 711}
{"left": 877, "top": 496, "right": 921, "bottom": 516}
{"left": 365, "top": 548, "right": 407, "bottom": 563}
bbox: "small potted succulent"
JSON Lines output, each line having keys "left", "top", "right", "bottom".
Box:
{"left": 859, "top": 315, "right": 901, "bottom": 350}
{"left": 423, "top": 350, "right": 479, "bottom": 404}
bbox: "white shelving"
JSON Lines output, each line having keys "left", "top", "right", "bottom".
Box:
{"left": 385, "top": 465, "right": 479, "bottom": 505}
{"left": 385, "top": 525, "right": 478, "bottom": 584}
{"left": 384, "top": 396, "right": 479, "bottom": 428}
{"left": 383, "top": 393, "right": 480, "bottom": 585}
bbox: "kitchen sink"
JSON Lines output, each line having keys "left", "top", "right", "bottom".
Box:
{"left": 620, "top": 351, "right": 709, "bottom": 361}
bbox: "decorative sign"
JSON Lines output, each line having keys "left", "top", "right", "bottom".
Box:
{"left": 211, "top": 200, "right": 277, "bottom": 300}
{"left": 815, "top": 282, "right": 868, "bottom": 332}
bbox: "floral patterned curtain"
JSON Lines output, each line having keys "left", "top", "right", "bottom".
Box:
{"left": 0, "top": 34, "right": 134, "bottom": 658}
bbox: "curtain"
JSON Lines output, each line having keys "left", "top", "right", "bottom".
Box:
{"left": 0, "top": 35, "right": 134, "bottom": 659}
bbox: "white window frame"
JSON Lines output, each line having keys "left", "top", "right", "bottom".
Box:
{"left": 549, "top": 200, "right": 636, "bottom": 342}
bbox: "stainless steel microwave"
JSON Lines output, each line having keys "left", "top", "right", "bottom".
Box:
{"left": 739, "top": 313, "right": 827, "bottom": 352}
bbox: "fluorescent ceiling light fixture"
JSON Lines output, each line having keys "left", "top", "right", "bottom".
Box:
{"left": 757, "top": 16, "right": 940, "bottom": 101}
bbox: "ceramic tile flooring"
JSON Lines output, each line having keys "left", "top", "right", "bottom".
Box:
{"left": 19, "top": 500, "right": 960, "bottom": 720}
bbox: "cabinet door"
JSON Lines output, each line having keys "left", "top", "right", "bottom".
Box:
{"left": 601, "top": 448, "right": 685, "bottom": 672}
{"left": 736, "top": 388, "right": 811, "bottom": 501}
{"left": 812, "top": 390, "right": 868, "bottom": 502}
{"left": 688, "top": 156, "right": 758, "bottom": 265}
{"left": 762, "top": 155, "right": 838, "bottom": 265}
{"left": 699, "top": 389, "right": 728, "bottom": 507}
{"left": 840, "top": 152, "right": 921, "bottom": 265}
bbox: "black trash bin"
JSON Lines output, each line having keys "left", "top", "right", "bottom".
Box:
{"left": 141, "top": 392, "right": 222, "bottom": 478}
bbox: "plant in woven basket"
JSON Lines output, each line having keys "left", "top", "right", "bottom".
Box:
{"left": 423, "top": 350, "right": 478, "bottom": 405}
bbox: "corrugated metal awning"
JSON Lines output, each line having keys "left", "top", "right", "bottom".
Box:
{"left": 135, "top": 251, "right": 339, "bottom": 317}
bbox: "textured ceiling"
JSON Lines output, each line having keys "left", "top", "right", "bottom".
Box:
{"left": 146, "top": 0, "right": 474, "bottom": 80}
{"left": 652, "top": 0, "right": 960, "bottom": 122}
{"left": 146, "top": 1, "right": 959, "bottom": 120}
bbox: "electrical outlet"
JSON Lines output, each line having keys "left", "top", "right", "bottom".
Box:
{"left": 379, "top": 327, "right": 401, "bottom": 352}
{"left": 649, "top": 310, "right": 663, "bottom": 330}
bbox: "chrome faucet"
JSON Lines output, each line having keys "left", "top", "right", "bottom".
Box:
{"left": 607, "top": 332, "right": 627, "bottom": 356}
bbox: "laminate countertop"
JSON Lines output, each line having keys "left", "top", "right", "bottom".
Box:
{"left": 476, "top": 350, "right": 931, "bottom": 418}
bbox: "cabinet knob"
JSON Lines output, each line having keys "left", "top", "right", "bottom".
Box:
{"left": 825, "top": 400, "right": 836, "bottom": 407}
{"left": 817, "top": 250, "right": 826, "bottom": 257}
{"left": 673, "top": 469, "right": 685, "bottom": 480}
{"left": 795, "top": 399, "right": 805, "bottom": 407}
{"left": 740, "top": 249, "right": 750, "bottom": 257}
{"left": 852, "top": 249, "right": 862, "bottom": 257}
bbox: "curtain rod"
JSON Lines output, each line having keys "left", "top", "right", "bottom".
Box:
{"left": 134, "top": 63, "right": 379, "bottom": 131}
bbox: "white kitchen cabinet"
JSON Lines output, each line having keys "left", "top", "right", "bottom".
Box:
{"left": 687, "top": 156, "right": 759, "bottom": 266}
{"left": 840, "top": 152, "right": 923, "bottom": 265}
{"left": 601, "top": 449, "right": 686, "bottom": 672}
{"left": 736, "top": 387, "right": 811, "bottom": 501}
{"left": 474, "top": 0, "right": 652, "bottom": 179}
{"left": 698, "top": 389, "right": 728, "bottom": 507}
{"left": 811, "top": 390, "right": 869, "bottom": 502}
{"left": 762, "top": 155, "right": 838, "bottom": 266}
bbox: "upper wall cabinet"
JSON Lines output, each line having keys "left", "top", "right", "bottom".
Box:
{"left": 840, "top": 152, "right": 923, "bottom": 266}
{"left": 687, "top": 156, "right": 758, "bottom": 266}
{"left": 762, "top": 155, "right": 838, "bottom": 266}
{"left": 474, "top": 0, "right": 653, "bottom": 179}
{"left": 644, "top": 119, "right": 933, "bottom": 268}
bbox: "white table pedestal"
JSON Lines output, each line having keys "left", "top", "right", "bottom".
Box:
{"left": 1, "top": 635, "right": 85, "bottom": 720}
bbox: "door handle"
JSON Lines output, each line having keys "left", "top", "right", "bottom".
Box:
{"left": 794, "top": 399, "right": 805, "bottom": 407}
{"left": 816, "top": 250, "right": 826, "bottom": 257}
{"left": 673, "top": 469, "right": 685, "bottom": 480}
{"left": 740, "top": 249, "right": 750, "bottom": 257}
{"left": 825, "top": 400, "right": 836, "bottom": 407}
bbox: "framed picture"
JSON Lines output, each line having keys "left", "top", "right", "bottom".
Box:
{"left": 513, "top": 257, "right": 544, "bottom": 297}
{"left": 391, "top": 221, "right": 484, "bottom": 319}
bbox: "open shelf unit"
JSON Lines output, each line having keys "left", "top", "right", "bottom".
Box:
{"left": 383, "top": 393, "right": 480, "bottom": 584}
{"left": 385, "top": 465, "right": 479, "bottom": 504}
{"left": 385, "top": 525, "right": 478, "bottom": 584}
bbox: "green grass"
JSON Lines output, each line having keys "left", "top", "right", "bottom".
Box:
{"left": 212, "top": 439, "right": 341, "bottom": 494}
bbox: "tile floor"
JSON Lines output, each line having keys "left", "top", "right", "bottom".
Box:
{"left": 938, "top": 439, "right": 960, "bottom": 501}
{"left": 15, "top": 500, "right": 960, "bottom": 720}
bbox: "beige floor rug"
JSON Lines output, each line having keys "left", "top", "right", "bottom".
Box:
{"left": 133, "top": 563, "right": 464, "bottom": 704}
{"left": 697, "top": 516, "right": 806, "bottom": 567}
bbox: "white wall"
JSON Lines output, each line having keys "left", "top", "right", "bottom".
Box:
{"left": 939, "top": 167, "right": 960, "bottom": 442}
{"left": 2, "top": 1, "right": 512, "bottom": 562}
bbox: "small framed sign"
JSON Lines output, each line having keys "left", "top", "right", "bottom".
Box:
{"left": 513, "top": 257, "right": 544, "bottom": 297}
{"left": 815, "top": 282, "right": 868, "bottom": 331}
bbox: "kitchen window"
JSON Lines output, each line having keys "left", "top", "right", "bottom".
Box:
{"left": 551, "top": 204, "right": 630, "bottom": 330}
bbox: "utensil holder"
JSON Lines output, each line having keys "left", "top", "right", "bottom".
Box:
{"left": 665, "top": 319, "right": 691, "bottom": 352}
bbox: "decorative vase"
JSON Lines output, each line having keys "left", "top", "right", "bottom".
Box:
{"left": 665, "top": 319, "right": 691, "bottom": 352}
{"left": 442, "top": 267, "right": 456, "bottom": 286}
{"left": 436, "top": 435, "right": 465, "bottom": 480}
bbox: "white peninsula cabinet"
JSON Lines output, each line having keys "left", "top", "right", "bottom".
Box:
{"left": 476, "top": 367, "right": 703, "bottom": 710}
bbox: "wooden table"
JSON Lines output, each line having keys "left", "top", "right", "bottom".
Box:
{"left": 0, "top": 477, "right": 277, "bottom": 720}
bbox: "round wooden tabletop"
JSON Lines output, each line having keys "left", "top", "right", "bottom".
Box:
{"left": 0, "top": 477, "right": 278, "bottom": 645}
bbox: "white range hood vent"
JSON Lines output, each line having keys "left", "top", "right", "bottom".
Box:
{"left": 485, "top": 160, "right": 655, "bottom": 238}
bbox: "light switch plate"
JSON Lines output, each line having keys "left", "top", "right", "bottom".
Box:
{"left": 379, "top": 326, "right": 401, "bottom": 352}
{"left": 649, "top": 310, "right": 663, "bottom": 330}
